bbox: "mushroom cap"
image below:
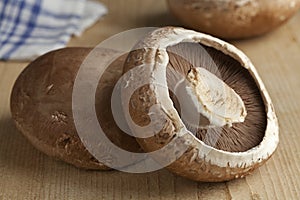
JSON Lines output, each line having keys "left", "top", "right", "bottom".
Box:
{"left": 10, "top": 47, "right": 141, "bottom": 170}
{"left": 167, "top": 0, "right": 300, "bottom": 39}
{"left": 121, "top": 27, "right": 279, "bottom": 182}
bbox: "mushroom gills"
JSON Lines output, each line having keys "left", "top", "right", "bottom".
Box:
{"left": 166, "top": 42, "right": 267, "bottom": 152}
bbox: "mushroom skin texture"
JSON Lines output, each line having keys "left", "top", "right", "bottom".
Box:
{"left": 10, "top": 48, "right": 142, "bottom": 170}
{"left": 167, "top": 0, "right": 300, "bottom": 39}
{"left": 121, "top": 27, "right": 279, "bottom": 182}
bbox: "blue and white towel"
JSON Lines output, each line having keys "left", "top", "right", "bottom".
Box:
{"left": 0, "top": 0, "right": 107, "bottom": 61}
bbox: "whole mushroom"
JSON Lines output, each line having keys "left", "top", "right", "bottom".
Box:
{"left": 167, "top": 0, "right": 300, "bottom": 39}
{"left": 10, "top": 47, "right": 142, "bottom": 170}
{"left": 121, "top": 27, "right": 279, "bottom": 182}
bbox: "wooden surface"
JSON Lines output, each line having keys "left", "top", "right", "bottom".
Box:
{"left": 1, "top": 0, "right": 300, "bottom": 199}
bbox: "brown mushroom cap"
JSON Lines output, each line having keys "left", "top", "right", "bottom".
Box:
{"left": 167, "top": 0, "right": 300, "bottom": 39}
{"left": 121, "top": 27, "right": 279, "bottom": 182}
{"left": 10, "top": 47, "right": 142, "bottom": 170}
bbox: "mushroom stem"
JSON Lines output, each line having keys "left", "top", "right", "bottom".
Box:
{"left": 185, "top": 67, "right": 247, "bottom": 127}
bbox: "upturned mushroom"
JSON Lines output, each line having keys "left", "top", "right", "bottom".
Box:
{"left": 10, "top": 47, "right": 142, "bottom": 170}
{"left": 167, "top": 0, "right": 300, "bottom": 39}
{"left": 121, "top": 27, "right": 279, "bottom": 182}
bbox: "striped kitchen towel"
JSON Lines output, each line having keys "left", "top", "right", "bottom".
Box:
{"left": 0, "top": 0, "right": 107, "bottom": 61}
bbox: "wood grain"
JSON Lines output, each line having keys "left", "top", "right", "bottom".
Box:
{"left": 0, "top": 0, "right": 300, "bottom": 199}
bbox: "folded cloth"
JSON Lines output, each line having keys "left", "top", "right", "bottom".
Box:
{"left": 0, "top": 0, "right": 107, "bottom": 61}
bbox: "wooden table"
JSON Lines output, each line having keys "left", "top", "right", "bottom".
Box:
{"left": 1, "top": 0, "right": 300, "bottom": 199}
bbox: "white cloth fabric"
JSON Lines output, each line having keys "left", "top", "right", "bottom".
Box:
{"left": 0, "top": 0, "right": 107, "bottom": 60}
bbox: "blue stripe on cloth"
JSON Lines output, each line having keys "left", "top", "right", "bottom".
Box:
{"left": 0, "top": 0, "right": 26, "bottom": 48}
{"left": 23, "top": 0, "right": 82, "bottom": 19}
{"left": 1, "top": 1, "right": 81, "bottom": 21}
{"left": 0, "top": 30, "right": 71, "bottom": 41}
{"left": 0, "top": 0, "right": 9, "bottom": 26}
{"left": 1, "top": 14, "right": 79, "bottom": 33}
{"left": 2, "top": 0, "right": 42, "bottom": 60}
{"left": 0, "top": 0, "right": 18, "bottom": 42}
{"left": 1, "top": 39, "right": 66, "bottom": 46}
{"left": 24, "top": 1, "right": 81, "bottom": 19}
